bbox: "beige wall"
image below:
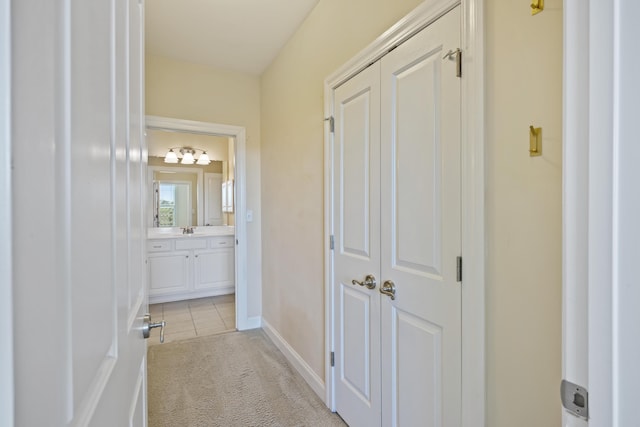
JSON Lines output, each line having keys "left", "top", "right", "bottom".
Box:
{"left": 485, "top": 1, "right": 563, "bottom": 425}
{"left": 260, "top": 0, "right": 424, "bottom": 388}
{"left": 261, "top": 0, "right": 563, "bottom": 426}
{"left": 146, "top": 54, "right": 262, "bottom": 318}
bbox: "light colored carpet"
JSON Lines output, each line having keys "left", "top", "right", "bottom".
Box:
{"left": 147, "top": 329, "right": 347, "bottom": 427}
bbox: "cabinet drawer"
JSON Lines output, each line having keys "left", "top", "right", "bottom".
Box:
{"left": 147, "top": 240, "right": 172, "bottom": 252}
{"left": 209, "top": 236, "right": 235, "bottom": 248}
{"left": 175, "top": 238, "right": 207, "bottom": 250}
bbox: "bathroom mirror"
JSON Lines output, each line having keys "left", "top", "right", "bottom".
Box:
{"left": 146, "top": 128, "right": 235, "bottom": 228}
{"left": 156, "top": 180, "right": 192, "bottom": 227}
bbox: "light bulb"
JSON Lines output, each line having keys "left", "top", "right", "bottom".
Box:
{"left": 181, "top": 150, "right": 195, "bottom": 164}
{"left": 196, "top": 151, "right": 211, "bottom": 165}
{"left": 164, "top": 149, "right": 178, "bottom": 163}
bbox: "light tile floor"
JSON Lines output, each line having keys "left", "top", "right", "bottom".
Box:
{"left": 148, "top": 294, "right": 235, "bottom": 346}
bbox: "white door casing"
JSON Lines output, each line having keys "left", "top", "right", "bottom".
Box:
{"left": 11, "top": 0, "right": 148, "bottom": 425}
{"left": 0, "top": 0, "right": 12, "bottom": 423}
{"left": 380, "top": 8, "right": 461, "bottom": 426}
{"left": 563, "top": 1, "right": 640, "bottom": 426}
{"left": 332, "top": 61, "right": 382, "bottom": 427}
{"left": 331, "top": 7, "right": 462, "bottom": 426}
{"left": 563, "top": 1, "right": 589, "bottom": 426}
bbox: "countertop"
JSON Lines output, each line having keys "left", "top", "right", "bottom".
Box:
{"left": 147, "top": 226, "right": 235, "bottom": 240}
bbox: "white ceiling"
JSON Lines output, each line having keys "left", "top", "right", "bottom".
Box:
{"left": 145, "top": 0, "right": 320, "bottom": 75}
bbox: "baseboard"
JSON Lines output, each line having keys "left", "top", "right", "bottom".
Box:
{"left": 237, "top": 315, "right": 261, "bottom": 331}
{"left": 261, "top": 319, "right": 326, "bottom": 402}
{"left": 149, "top": 287, "right": 234, "bottom": 304}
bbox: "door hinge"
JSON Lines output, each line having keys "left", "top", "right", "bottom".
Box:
{"left": 443, "top": 48, "right": 462, "bottom": 78}
{"left": 325, "top": 116, "right": 334, "bottom": 133}
{"left": 330, "top": 351, "right": 335, "bottom": 367}
{"left": 561, "top": 380, "right": 589, "bottom": 420}
{"left": 330, "top": 235, "right": 335, "bottom": 250}
{"left": 456, "top": 256, "right": 462, "bottom": 282}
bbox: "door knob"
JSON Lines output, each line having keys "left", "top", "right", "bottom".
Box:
{"left": 380, "top": 280, "right": 396, "bottom": 300}
{"left": 352, "top": 274, "right": 376, "bottom": 290}
{"left": 143, "top": 314, "right": 166, "bottom": 343}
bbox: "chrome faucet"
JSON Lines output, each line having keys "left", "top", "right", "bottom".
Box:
{"left": 182, "top": 227, "right": 195, "bottom": 235}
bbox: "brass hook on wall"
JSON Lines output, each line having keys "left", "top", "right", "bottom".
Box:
{"left": 529, "top": 126, "right": 542, "bottom": 156}
{"left": 531, "top": 0, "right": 544, "bottom": 15}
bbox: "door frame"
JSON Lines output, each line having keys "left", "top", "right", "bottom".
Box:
{"left": 145, "top": 115, "right": 253, "bottom": 330}
{"left": 323, "top": 0, "right": 485, "bottom": 423}
{"left": 0, "top": 0, "right": 13, "bottom": 423}
{"left": 563, "top": 1, "right": 640, "bottom": 425}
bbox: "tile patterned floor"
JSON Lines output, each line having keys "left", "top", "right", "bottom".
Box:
{"left": 148, "top": 294, "right": 235, "bottom": 346}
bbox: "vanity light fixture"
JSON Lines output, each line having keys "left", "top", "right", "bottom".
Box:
{"left": 163, "top": 147, "right": 211, "bottom": 165}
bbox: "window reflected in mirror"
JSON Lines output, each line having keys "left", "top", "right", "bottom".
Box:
{"left": 155, "top": 181, "right": 192, "bottom": 227}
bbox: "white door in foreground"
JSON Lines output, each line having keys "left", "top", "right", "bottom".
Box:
{"left": 11, "top": 0, "right": 149, "bottom": 425}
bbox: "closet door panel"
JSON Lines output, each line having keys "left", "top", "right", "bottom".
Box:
{"left": 380, "top": 7, "right": 462, "bottom": 427}
{"left": 332, "top": 62, "right": 382, "bottom": 427}
{"left": 393, "top": 54, "right": 442, "bottom": 275}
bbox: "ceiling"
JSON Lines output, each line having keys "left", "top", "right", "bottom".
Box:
{"left": 145, "top": 0, "right": 320, "bottom": 75}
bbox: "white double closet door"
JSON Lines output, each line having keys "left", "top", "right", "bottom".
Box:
{"left": 332, "top": 7, "right": 461, "bottom": 427}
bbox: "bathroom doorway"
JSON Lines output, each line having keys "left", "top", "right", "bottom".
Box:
{"left": 145, "top": 115, "right": 250, "bottom": 334}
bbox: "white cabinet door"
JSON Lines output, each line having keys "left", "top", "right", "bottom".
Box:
{"left": 11, "top": 0, "right": 147, "bottom": 425}
{"left": 148, "top": 251, "right": 191, "bottom": 294}
{"left": 379, "top": 8, "right": 461, "bottom": 427}
{"left": 194, "top": 248, "right": 235, "bottom": 291}
{"left": 148, "top": 236, "right": 235, "bottom": 302}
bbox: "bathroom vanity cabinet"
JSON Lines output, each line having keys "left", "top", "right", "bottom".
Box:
{"left": 147, "top": 234, "right": 235, "bottom": 303}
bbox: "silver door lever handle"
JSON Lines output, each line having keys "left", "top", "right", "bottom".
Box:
{"left": 143, "top": 314, "right": 166, "bottom": 343}
{"left": 352, "top": 274, "right": 376, "bottom": 290}
{"left": 380, "top": 280, "right": 396, "bottom": 300}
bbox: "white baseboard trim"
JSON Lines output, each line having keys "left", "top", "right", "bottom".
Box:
{"left": 148, "top": 287, "right": 234, "bottom": 305}
{"left": 237, "top": 315, "right": 262, "bottom": 331}
{"left": 261, "top": 319, "right": 326, "bottom": 402}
